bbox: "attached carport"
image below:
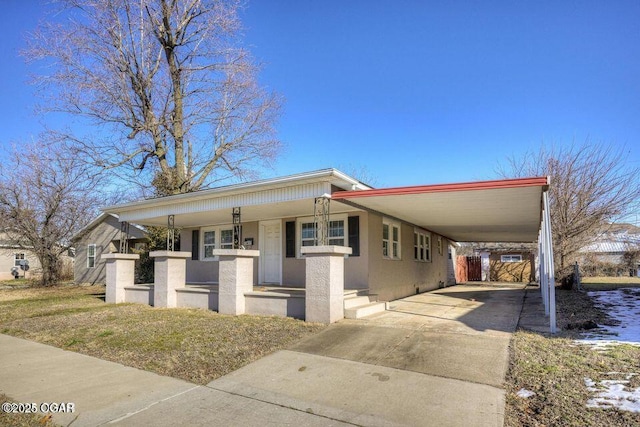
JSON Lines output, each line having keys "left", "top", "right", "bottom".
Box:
{"left": 332, "top": 176, "right": 557, "bottom": 333}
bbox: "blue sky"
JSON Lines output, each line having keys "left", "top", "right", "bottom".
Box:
{"left": 1, "top": 1, "right": 639, "bottom": 189}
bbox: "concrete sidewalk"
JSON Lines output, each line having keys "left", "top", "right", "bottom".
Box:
{"left": 0, "top": 283, "right": 540, "bottom": 426}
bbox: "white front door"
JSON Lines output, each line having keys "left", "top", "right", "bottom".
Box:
{"left": 260, "top": 220, "right": 282, "bottom": 284}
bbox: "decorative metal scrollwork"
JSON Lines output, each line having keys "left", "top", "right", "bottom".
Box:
{"left": 233, "top": 207, "right": 242, "bottom": 249}
{"left": 314, "top": 195, "right": 330, "bottom": 246}
{"left": 119, "top": 221, "right": 130, "bottom": 254}
{"left": 167, "top": 215, "right": 175, "bottom": 251}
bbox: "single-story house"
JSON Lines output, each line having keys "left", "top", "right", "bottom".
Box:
{"left": 0, "top": 232, "right": 42, "bottom": 280}
{"left": 579, "top": 223, "right": 640, "bottom": 276}
{"left": 72, "top": 213, "right": 149, "bottom": 285}
{"left": 100, "top": 169, "right": 557, "bottom": 329}
{"left": 0, "top": 231, "right": 75, "bottom": 281}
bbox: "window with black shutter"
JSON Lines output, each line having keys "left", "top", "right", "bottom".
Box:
{"left": 285, "top": 221, "right": 296, "bottom": 258}
{"left": 348, "top": 216, "right": 360, "bottom": 256}
{"left": 191, "top": 230, "right": 199, "bottom": 260}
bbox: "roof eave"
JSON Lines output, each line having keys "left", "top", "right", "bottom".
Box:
{"left": 103, "top": 168, "right": 369, "bottom": 214}
{"left": 333, "top": 176, "right": 549, "bottom": 200}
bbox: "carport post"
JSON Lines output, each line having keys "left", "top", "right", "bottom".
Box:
{"left": 538, "top": 229, "right": 549, "bottom": 314}
{"left": 542, "top": 191, "right": 557, "bottom": 333}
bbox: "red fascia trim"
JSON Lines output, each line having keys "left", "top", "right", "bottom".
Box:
{"left": 332, "top": 176, "right": 549, "bottom": 200}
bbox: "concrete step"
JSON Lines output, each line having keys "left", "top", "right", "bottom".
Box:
{"left": 343, "top": 295, "right": 375, "bottom": 309}
{"left": 344, "top": 302, "right": 387, "bottom": 319}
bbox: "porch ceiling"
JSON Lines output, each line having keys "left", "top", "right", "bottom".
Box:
{"left": 332, "top": 177, "right": 549, "bottom": 243}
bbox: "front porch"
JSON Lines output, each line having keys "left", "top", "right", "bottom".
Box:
{"left": 104, "top": 246, "right": 365, "bottom": 324}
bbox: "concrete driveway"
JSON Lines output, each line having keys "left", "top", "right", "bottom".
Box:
{"left": 0, "top": 283, "right": 527, "bottom": 426}
{"left": 204, "top": 283, "right": 526, "bottom": 426}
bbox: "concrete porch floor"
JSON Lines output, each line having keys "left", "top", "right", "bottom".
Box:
{"left": 185, "top": 283, "right": 367, "bottom": 297}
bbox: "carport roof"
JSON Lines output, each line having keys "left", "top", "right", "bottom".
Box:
{"left": 332, "top": 177, "right": 549, "bottom": 243}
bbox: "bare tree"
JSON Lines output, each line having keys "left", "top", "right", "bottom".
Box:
{"left": 622, "top": 244, "right": 640, "bottom": 276}
{"left": 497, "top": 142, "right": 640, "bottom": 278}
{"left": 25, "top": 0, "right": 281, "bottom": 195}
{"left": 0, "top": 145, "right": 102, "bottom": 286}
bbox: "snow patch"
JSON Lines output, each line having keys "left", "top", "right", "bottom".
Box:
{"left": 516, "top": 388, "right": 536, "bottom": 398}
{"left": 584, "top": 373, "right": 640, "bottom": 413}
{"left": 575, "top": 288, "right": 640, "bottom": 349}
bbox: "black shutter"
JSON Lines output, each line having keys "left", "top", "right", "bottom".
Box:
{"left": 285, "top": 221, "right": 296, "bottom": 258}
{"left": 348, "top": 216, "right": 360, "bottom": 256}
{"left": 191, "top": 230, "right": 199, "bottom": 260}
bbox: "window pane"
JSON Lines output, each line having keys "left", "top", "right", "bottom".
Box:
{"left": 382, "top": 241, "right": 388, "bottom": 257}
{"left": 414, "top": 247, "right": 418, "bottom": 259}
{"left": 382, "top": 224, "right": 389, "bottom": 240}
{"left": 87, "top": 246, "right": 95, "bottom": 257}
{"left": 426, "top": 249, "right": 430, "bottom": 261}
{"left": 301, "top": 223, "right": 315, "bottom": 239}
{"left": 393, "top": 242, "right": 398, "bottom": 258}
{"left": 420, "top": 247, "right": 424, "bottom": 260}
{"left": 393, "top": 226, "right": 399, "bottom": 242}
{"left": 221, "top": 229, "right": 233, "bottom": 244}
{"left": 329, "top": 238, "right": 344, "bottom": 246}
{"left": 204, "top": 245, "right": 215, "bottom": 258}
{"left": 302, "top": 240, "right": 315, "bottom": 247}
{"left": 414, "top": 233, "right": 417, "bottom": 245}
{"left": 329, "top": 220, "right": 344, "bottom": 237}
{"left": 204, "top": 231, "right": 215, "bottom": 245}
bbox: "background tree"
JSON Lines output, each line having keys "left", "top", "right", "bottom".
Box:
{"left": 0, "top": 145, "right": 103, "bottom": 286}
{"left": 622, "top": 245, "right": 640, "bottom": 276}
{"left": 26, "top": 0, "right": 281, "bottom": 196}
{"left": 497, "top": 142, "right": 640, "bottom": 279}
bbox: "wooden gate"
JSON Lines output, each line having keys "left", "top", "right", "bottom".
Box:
{"left": 466, "top": 256, "right": 482, "bottom": 281}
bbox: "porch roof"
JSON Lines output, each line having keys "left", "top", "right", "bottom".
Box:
{"left": 332, "top": 176, "right": 549, "bottom": 243}
{"left": 102, "top": 169, "right": 369, "bottom": 227}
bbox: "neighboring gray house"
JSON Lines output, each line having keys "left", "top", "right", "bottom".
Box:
{"left": 72, "top": 213, "right": 148, "bottom": 285}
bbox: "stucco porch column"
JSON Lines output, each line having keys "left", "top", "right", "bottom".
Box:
{"left": 213, "top": 249, "right": 260, "bottom": 315}
{"left": 150, "top": 251, "right": 191, "bottom": 308}
{"left": 102, "top": 253, "right": 140, "bottom": 304}
{"left": 301, "top": 245, "right": 352, "bottom": 324}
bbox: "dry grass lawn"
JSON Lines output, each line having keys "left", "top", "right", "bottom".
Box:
{"left": 0, "top": 284, "right": 325, "bottom": 385}
{"left": 580, "top": 275, "right": 640, "bottom": 290}
{"left": 0, "top": 394, "right": 57, "bottom": 427}
{"left": 505, "top": 285, "right": 640, "bottom": 426}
